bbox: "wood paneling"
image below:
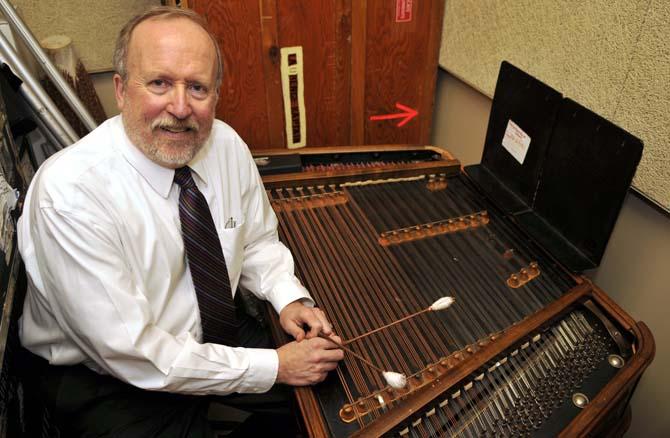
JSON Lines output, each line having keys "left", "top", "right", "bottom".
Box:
{"left": 276, "top": 0, "right": 351, "bottom": 147}
{"left": 350, "top": 0, "right": 367, "bottom": 145}
{"left": 192, "top": 0, "right": 444, "bottom": 149}
{"left": 259, "top": 0, "right": 285, "bottom": 148}
{"left": 420, "top": 0, "right": 446, "bottom": 143}
{"left": 191, "top": 0, "right": 271, "bottom": 147}
{"left": 364, "top": 0, "right": 443, "bottom": 145}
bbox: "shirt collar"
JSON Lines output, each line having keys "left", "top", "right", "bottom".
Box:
{"left": 188, "top": 146, "right": 210, "bottom": 187}
{"left": 115, "top": 115, "right": 211, "bottom": 198}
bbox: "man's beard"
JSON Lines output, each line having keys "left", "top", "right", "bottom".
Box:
{"left": 123, "top": 114, "right": 210, "bottom": 168}
{"left": 146, "top": 116, "right": 202, "bottom": 166}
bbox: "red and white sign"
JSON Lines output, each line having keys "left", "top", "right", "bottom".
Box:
{"left": 502, "top": 120, "right": 532, "bottom": 164}
{"left": 396, "top": 0, "right": 413, "bottom": 23}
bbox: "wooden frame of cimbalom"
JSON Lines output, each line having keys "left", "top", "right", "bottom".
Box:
{"left": 257, "top": 145, "right": 654, "bottom": 438}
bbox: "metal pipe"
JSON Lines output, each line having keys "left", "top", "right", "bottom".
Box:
{"left": 0, "top": 30, "right": 78, "bottom": 145}
{"left": 0, "top": 0, "right": 98, "bottom": 132}
{"left": 22, "top": 85, "right": 68, "bottom": 150}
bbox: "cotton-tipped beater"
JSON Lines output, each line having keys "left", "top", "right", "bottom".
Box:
{"left": 383, "top": 371, "right": 407, "bottom": 389}
{"left": 430, "top": 296, "right": 455, "bottom": 311}
{"left": 319, "top": 334, "right": 407, "bottom": 389}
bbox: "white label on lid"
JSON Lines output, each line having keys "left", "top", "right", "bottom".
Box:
{"left": 501, "top": 120, "right": 531, "bottom": 164}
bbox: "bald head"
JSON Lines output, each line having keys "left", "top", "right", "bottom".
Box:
{"left": 113, "top": 6, "right": 222, "bottom": 90}
{"left": 125, "top": 17, "right": 218, "bottom": 91}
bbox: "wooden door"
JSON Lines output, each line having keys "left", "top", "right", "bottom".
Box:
{"left": 190, "top": 0, "right": 444, "bottom": 150}
{"left": 360, "top": 0, "right": 444, "bottom": 145}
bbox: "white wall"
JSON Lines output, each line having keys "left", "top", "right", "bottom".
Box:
{"left": 91, "top": 71, "right": 119, "bottom": 118}
{"left": 439, "top": 0, "right": 670, "bottom": 211}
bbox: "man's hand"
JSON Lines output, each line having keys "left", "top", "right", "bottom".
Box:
{"left": 276, "top": 337, "right": 345, "bottom": 385}
{"left": 279, "top": 300, "right": 334, "bottom": 341}
{"left": 277, "top": 301, "right": 344, "bottom": 385}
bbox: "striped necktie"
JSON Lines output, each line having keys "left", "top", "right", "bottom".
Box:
{"left": 174, "top": 167, "right": 238, "bottom": 346}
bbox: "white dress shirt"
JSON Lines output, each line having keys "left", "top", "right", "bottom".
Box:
{"left": 18, "top": 115, "right": 312, "bottom": 395}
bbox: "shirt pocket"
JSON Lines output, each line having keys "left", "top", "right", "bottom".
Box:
{"left": 217, "top": 217, "right": 246, "bottom": 290}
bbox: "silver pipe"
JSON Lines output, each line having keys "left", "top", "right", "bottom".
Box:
{"left": 0, "top": 30, "right": 78, "bottom": 145}
{"left": 0, "top": 0, "right": 97, "bottom": 132}
{"left": 21, "top": 84, "right": 68, "bottom": 149}
{"left": 29, "top": 109, "right": 65, "bottom": 155}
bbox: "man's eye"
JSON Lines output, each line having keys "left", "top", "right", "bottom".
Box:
{"left": 149, "top": 80, "right": 168, "bottom": 88}
{"left": 189, "top": 83, "right": 208, "bottom": 97}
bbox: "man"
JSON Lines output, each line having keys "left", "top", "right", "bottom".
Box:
{"left": 18, "top": 6, "right": 343, "bottom": 437}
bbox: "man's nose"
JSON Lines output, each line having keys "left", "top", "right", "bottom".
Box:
{"left": 166, "top": 85, "right": 193, "bottom": 119}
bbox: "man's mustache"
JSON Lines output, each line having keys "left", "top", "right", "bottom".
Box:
{"left": 151, "top": 117, "right": 199, "bottom": 132}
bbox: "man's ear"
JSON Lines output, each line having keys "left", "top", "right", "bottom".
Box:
{"left": 113, "top": 73, "right": 126, "bottom": 110}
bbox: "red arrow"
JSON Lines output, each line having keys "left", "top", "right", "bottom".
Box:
{"left": 369, "top": 102, "right": 418, "bottom": 127}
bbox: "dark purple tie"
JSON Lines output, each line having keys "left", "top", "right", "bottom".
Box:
{"left": 174, "top": 167, "right": 238, "bottom": 346}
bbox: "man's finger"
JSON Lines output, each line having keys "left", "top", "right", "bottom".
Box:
{"left": 314, "top": 308, "right": 334, "bottom": 335}
{"left": 311, "top": 338, "right": 345, "bottom": 361}
{"left": 301, "top": 309, "right": 324, "bottom": 339}
{"left": 317, "top": 334, "right": 343, "bottom": 348}
{"left": 319, "top": 347, "right": 345, "bottom": 362}
{"left": 285, "top": 321, "right": 306, "bottom": 341}
{"left": 327, "top": 334, "right": 342, "bottom": 345}
{"left": 305, "top": 322, "right": 323, "bottom": 338}
{"left": 316, "top": 361, "right": 340, "bottom": 374}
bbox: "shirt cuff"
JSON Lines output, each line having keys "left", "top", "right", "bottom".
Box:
{"left": 237, "top": 348, "right": 278, "bottom": 393}
{"left": 266, "top": 275, "right": 313, "bottom": 314}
